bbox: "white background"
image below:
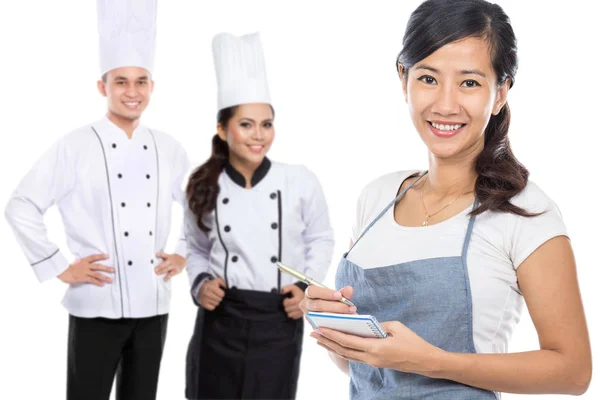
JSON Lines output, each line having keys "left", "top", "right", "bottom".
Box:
{"left": 0, "top": 1, "right": 598, "bottom": 399}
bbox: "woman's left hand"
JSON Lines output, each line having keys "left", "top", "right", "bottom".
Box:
{"left": 310, "top": 320, "right": 445, "bottom": 376}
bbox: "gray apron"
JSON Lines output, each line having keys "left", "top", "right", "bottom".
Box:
{"left": 336, "top": 172, "right": 498, "bottom": 399}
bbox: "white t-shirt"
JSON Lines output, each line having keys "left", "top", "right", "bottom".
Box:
{"left": 347, "top": 171, "right": 568, "bottom": 354}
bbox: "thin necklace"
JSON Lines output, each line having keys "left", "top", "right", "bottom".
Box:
{"left": 420, "top": 176, "right": 473, "bottom": 226}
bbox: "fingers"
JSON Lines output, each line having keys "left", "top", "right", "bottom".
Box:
{"left": 316, "top": 328, "right": 370, "bottom": 352}
{"left": 203, "top": 291, "right": 224, "bottom": 303}
{"left": 284, "top": 301, "right": 300, "bottom": 313}
{"left": 155, "top": 259, "right": 185, "bottom": 280}
{"left": 200, "top": 301, "right": 217, "bottom": 311}
{"left": 204, "top": 280, "right": 226, "bottom": 297}
{"left": 305, "top": 285, "right": 343, "bottom": 301}
{"left": 306, "top": 298, "right": 356, "bottom": 314}
{"left": 154, "top": 261, "right": 171, "bottom": 275}
{"left": 163, "top": 270, "right": 176, "bottom": 281}
{"left": 281, "top": 284, "right": 296, "bottom": 295}
{"left": 287, "top": 310, "right": 303, "bottom": 320}
{"left": 214, "top": 277, "right": 227, "bottom": 289}
{"left": 199, "top": 282, "right": 225, "bottom": 301}
{"left": 201, "top": 297, "right": 223, "bottom": 311}
{"left": 283, "top": 297, "right": 300, "bottom": 308}
{"left": 83, "top": 253, "right": 109, "bottom": 263}
{"left": 156, "top": 251, "right": 168, "bottom": 260}
{"left": 340, "top": 286, "right": 354, "bottom": 300}
{"left": 204, "top": 284, "right": 226, "bottom": 301}
{"left": 311, "top": 330, "right": 367, "bottom": 360}
{"left": 211, "top": 286, "right": 226, "bottom": 298}
{"left": 88, "top": 271, "right": 113, "bottom": 284}
{"left": 284, "top": 285, "right": 304, "bottom": 300}
{"left": 301, "top": 285, "right": 356, "bottom": 314}
{"left": 89, "top": 263, "right": 115, "bottom": 273}
{"left": 84, "top": 275, "right": 106, "bottom": 287}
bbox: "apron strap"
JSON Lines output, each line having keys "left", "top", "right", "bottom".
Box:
{"left": 461, "top": 200, "right": 480, "bottom": 263}
{"left": 346, "top": 171, "right": 428, "bottom": 257}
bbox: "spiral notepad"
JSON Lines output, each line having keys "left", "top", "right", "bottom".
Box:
{"left": 306, "top": 312, "right": 388, "bottom": 338}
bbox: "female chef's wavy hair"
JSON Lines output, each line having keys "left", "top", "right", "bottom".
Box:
{"left": 186, "top": 107, "right": 235, "bottom": 232}
{"left": 398, "top": 0, "right": 536, "bottom": 217}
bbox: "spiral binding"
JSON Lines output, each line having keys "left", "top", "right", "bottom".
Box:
{"left": 368, "top": 322, "right": 380, "bottom": 337}
{"left": 369, "top": 317, "right": 386, "bottom": 338}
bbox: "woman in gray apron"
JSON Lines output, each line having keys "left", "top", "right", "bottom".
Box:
{"left": 300, "top": 0, "right": 591, "bottom": 398}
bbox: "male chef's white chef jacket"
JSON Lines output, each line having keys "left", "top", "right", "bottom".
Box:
{"left": 5, "top": 116, "right": 190, "bottom": 318}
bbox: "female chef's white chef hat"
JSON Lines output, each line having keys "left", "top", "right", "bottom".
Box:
{"left": 97, "top": 0, "right": 157, "bottom": 77}
{"left": 212, "top": 32, "right": 272, "bottom": 111}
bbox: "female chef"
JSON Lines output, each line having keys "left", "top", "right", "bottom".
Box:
{"left": 183, "top": 32, "right": 335, "bottom": 400}
{"left": 299, "top": 0, "right": 592, "bottom": 398}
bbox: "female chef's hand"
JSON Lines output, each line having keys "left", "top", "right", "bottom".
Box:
{"left": 198, "top": 277, "right": 227, "bottom": 311}
{"left": 281, "top": 284, "right": 306, "bottom": 319}
{"left": 58, "top": 253, "right": 115, "bottom": 286}
{"left": 154, "top": 252, "right": 186, "bottom": 281}
{"left": 310, "top": 321, "right": 444, "bottom": 376}
{"left": 298, "top": 285, "right": 357, "bottom": 315}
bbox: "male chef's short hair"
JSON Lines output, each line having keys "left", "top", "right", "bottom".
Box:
{"left": 100, "top": 69, "right": 153, "bottom": 84}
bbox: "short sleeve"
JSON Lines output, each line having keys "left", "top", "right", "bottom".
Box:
{"left": 508, "top": 184, "right": 568, "bottom": 269}
{"left": 351, "top": 171, "right": 418, "bottom": 244}
{"left": 351, "top": 187, "right": 368, "bottom": 244}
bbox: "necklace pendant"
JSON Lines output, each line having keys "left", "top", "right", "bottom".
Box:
{"left": 422, "top": 214, "right": 430, "bottom": 226}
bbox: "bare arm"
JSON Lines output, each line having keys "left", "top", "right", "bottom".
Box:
{"left": 430, "top": 236, "right": 591, "bottom": 395}
{"left": 328, "top": 351, "right": 351, "bottom": 376}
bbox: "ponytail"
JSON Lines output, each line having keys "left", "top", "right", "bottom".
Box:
{"left": 186, "top": 106, "right": 237, "bottom": 232}
{"left": 472, "top": 104, "right": 537, "bottom": 217}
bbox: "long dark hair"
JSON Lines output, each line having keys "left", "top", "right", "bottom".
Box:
{"left": 398, "top": 0, "right": 535, "bottom": 217}
{"left": 186, "top": 106, "right": 237, "bottom": 232}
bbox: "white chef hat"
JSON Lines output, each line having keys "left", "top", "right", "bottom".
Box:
{"left": 97, "top": 0, "right": 157, "bottom": 77}
{"left": 212, "top": 32, "right": 271, "bottom": 111}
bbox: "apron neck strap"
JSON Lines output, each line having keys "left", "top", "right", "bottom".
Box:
{"left": 461, "top": 200, "right": 480, "bottom": 263}
{"left": 346, "top": 171, "right": 428, "bottom": 256}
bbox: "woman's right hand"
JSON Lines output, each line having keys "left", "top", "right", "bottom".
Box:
{"left": 198, "top": 277, "right": 226, "bottom": 311}
{"left": 299, "top": 285, "right": 356, "bottom": 315}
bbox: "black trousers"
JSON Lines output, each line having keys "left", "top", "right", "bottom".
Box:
{"left": 186, "top": 288, "right": 303, "bottom": 400}
{"left": 67, "top": 314, "right": 168, "bottom": 400}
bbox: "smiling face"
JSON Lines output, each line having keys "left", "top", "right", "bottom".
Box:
{"left": 97, "top": 67, "right": 154, "bottom": 123}
{"left": 401, "top": 36, "right": 509, "bottom": 161}
{"left": 218, "top": 103, "right": 274, "bottom": 170}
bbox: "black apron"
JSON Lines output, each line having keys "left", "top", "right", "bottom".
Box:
{"left": 186, "top": 287, "right": 303, "bottom": 399}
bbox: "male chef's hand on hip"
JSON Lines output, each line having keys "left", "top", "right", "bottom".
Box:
{"left": 198, "top": 278, "right": 227, "bottom": 311}
{"left": 155, "top": 252, "right": 186, "bottom": 281}
{"left": 282, "top": 284, "right": 305, "bottom": 320}
{"left": 58, "top": 254, "right": 114, "bottom": 286}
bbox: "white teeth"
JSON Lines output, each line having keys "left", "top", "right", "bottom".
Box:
{"left": 431, "top": 122, "right": 463, "bottom": 131}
